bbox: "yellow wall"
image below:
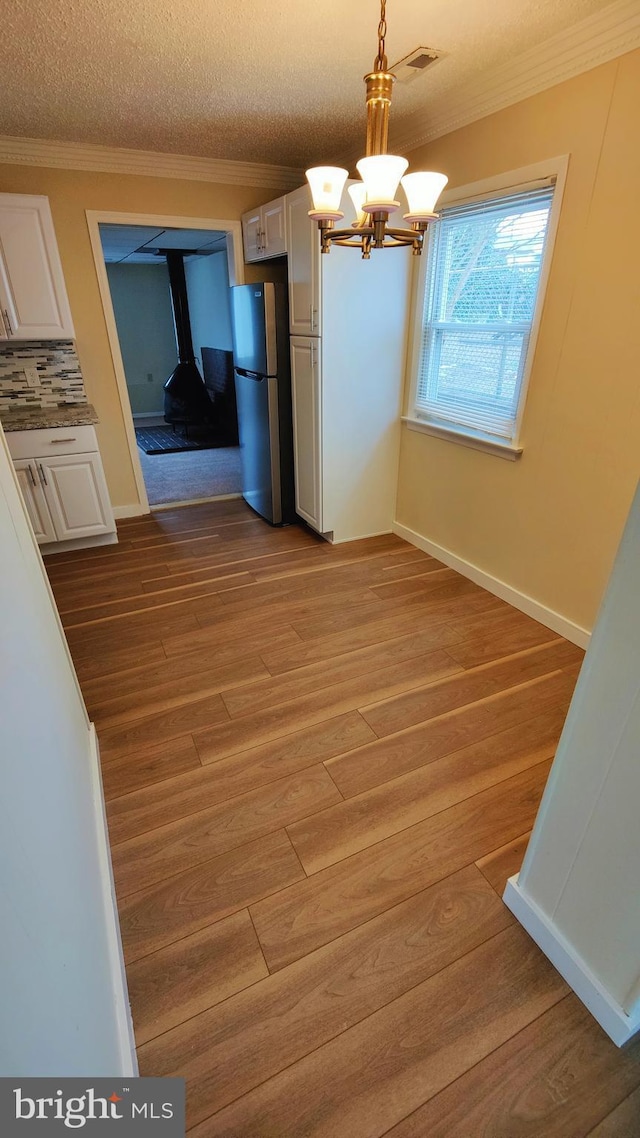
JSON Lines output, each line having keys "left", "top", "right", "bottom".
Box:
{"left": 397, "top": 50, "right": 640, "bottom": 633}
{"left": 0, "top": 165, "right": 289, "bottom": 508}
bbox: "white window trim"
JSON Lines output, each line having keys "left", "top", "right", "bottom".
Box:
{"left": 403, "top": 155, "right": 569, "bottom": 459}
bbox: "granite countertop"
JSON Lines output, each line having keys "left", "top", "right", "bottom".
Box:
{"left": 0, "top": 403, "right": 99, "bottom": 431}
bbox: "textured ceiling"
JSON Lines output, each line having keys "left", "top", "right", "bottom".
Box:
{"left": 0, "top": 0, "right": 620, "bottom": 168}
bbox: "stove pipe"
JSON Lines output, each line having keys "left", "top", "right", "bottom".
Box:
{"left": 163, "top": 250, "right": 213, "bottom": 426}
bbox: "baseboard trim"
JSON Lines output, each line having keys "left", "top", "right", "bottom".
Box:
{"left": 113, "top": 503, "right": 148, "bottom": 519}
{"left": 392, "top": 521, "right": 590, "bottom": 648}
{"left": 42, "top": 531, "right": 119, "bottom": 554}
{"left": 151, "top": 493, "right": 243, "bottom": 511}
{"left": 88, "top": 725, "right": 138, "bottom": 1076}
{"left": 329, "top": 528, "right": 394, "bottom": 545}
{"left": 504, "top": 876, "right": 640, "bottom": 1047}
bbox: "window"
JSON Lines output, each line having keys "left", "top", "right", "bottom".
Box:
{"left": 407, "top": 162, "right": 566, "bottom": 457}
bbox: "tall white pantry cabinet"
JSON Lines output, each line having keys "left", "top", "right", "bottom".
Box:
{"left": 285, "top": 185, "right": 412, "bottom": 544}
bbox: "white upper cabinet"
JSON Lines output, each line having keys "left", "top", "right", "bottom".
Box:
{"left": 285, "top": 185, "right": 320, "bottom": 336}
{"left": 241, "top": 196, "right": 286, "bottom": 263}
{"left": 241, "top": 208, "right": 262, "bottom": 262}
{"left": 0, "top": 194, "right": 75, "bottom": 340}
{"left": 261, "top": 199, "right": 286, "bottom": 258}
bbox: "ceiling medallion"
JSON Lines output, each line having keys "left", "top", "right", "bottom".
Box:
{"left": 305, "top": 0, "right": 448, "bottom": 258}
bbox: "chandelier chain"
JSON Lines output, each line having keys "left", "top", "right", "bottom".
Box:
{"left": 375, "top": 0, "right": 388, "bottom": 71}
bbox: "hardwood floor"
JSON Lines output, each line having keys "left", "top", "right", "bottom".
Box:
{"left": 47, "top": 499, "right": 640, "bottom": 1136}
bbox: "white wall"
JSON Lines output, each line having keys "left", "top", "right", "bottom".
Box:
{"left": 185, "top": 250, "right": 233, "bottom": 359}
{"left": 0, "top": 428, "right": 134, "bottom": 1075}
{"left": 505, "top": 478, "right": 640, "bottom": 1044}
{"left": 106, "top": 262, "right": 177, "bottom": 415}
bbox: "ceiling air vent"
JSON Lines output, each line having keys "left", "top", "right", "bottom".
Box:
{"left": 391, "top": 47, "right": 442, "bottom": 84}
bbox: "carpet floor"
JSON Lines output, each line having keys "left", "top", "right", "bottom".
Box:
{"left": 138, "top": 445, "right": 242, "bottom": 505}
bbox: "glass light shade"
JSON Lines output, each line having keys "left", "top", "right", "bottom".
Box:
{"left": 348, "top": 182, "right": 368, "bottom": 226}
{"left": 401, "top": 171, "right": 448, "bottom": 218}
{"left": 305, "top": 166, "right": 349, "bottom": 218}
{"left": 356, "top": 155, "right": 409, "bottom": 209}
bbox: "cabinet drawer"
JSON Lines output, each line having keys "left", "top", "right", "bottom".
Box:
{"left": 6, "top": 424, "right": 98, "bottom": 460}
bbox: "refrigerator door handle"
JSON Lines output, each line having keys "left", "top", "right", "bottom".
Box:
{"left": 235, "top": 367, "right": 265, "bottom": 383}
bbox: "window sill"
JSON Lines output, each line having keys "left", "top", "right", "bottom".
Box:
{"left": 402, "top": 417, "right": 523, "bottom": 461}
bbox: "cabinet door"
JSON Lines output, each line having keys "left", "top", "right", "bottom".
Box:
{"left": 0, "top": 194, "right": 75, "bottom": 339}
{"left": 39, "top": 452, "right": 115, "bottom": 540}
{"left": 242, "top": 209, "right": 263, "bottom": 263}
{"left": 286, "top": 187, "right": 320, "bottom": 336}
{"left": 262, "top": 199, "right": 286, "bottom": 257}
{"left": 13, "top": 459, "right": 57, "bottom": 543}
{"left": 290, "top": 336, "right": 322, "bottom": 531}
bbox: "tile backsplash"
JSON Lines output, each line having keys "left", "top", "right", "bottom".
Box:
{"left": 0, "top": 341, "right": 86, "bottom": 411}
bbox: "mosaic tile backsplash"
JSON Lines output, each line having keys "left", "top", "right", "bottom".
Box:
{"left": 0, "top": 341, "right": 86, "bottom": 411}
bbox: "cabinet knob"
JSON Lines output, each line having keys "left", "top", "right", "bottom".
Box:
{"left": 38, "top": 463, "right": 48, "bottom": 486}
{"left": 27, "top": 463, "right": 37, "bottom": 487}
{"left": 50, "top": 437, "right": 77, "bottom": 444}
{"left": 2, "top": 309, "right": 12, "bottom": 337}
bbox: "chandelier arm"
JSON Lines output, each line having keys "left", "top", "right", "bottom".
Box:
{"left": 320, "top": 229, "right": 425, "bottom": 252}
{"left": 385, "top": 226, "right": 427, "bottom": 239}
{"left": 317, "top": 222, "right": 432, "bottom": 245}
{"left": 316, "top": 223, "right": 374, "bottom": 240}
{"left": 331, "top": 239, "right": 372, "bottom": 248}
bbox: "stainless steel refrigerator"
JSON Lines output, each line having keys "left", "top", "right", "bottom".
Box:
{"left": 230, "top": 282, "right": 295, "bottom": 525}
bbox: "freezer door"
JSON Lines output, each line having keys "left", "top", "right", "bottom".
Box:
{"left": 230, "top": 283, "right": 278, "bottom": 376}
{"left": 234, "top": 370, "right": 282, "bottom": 524}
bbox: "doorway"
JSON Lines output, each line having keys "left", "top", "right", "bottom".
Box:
{"left": 87, "top": 211, "right": 245, "bottom": 512}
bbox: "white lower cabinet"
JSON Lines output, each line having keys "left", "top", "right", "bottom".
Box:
{"left": 39, "top": 452, "right": 114, "bottom": 540}
{"left": 14, "top": 459, "right": 57, "bottom": 543}
{"left": 8, "top": 425, "right": 116, "bottom": 548}
{"left": 290, "top": 336, "right": 322, "bottom": 531}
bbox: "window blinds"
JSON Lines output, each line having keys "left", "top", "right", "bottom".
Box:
{"left": 415, "top": 185, "right": 554, "bottom": 441}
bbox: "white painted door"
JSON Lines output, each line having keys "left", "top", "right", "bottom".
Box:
{"left": 241, "top": 209, "right": 262, "bottom": 263}
{"left": 290, "top": 335, "right": 322, "bottom": 531}
{"left": 262, "top": 198, "right": 286, "bottom": 258}
{"left": 286, "top": 187, "right": 319, "bottom": 336}
{"left": 13, "top": 459, "right": 57, "bottom": 543}
{"left": 39, "top": 452, "right": 115, "bottom": 540}
{"left": 0, "top": 194, "right": 75, "bottom": 339}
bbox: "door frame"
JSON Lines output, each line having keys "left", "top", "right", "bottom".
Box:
{"left": 85, "top": 210, "right": 245, "bottom": 516}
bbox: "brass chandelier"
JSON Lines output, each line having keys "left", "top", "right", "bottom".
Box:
{"left": 305, "top": 0, "right": 448, "bottom": 258}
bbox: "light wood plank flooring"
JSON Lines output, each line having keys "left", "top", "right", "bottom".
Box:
{"left": 47, "top": 499, "right": 640, "bottom": 1136}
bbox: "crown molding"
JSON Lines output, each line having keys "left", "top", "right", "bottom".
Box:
{"left": 1, "top": 1, "right": 637, "bottom": 181}
{"left": 391, "top": 0, "right": 640, "bottom": 155}
{"left": 0, "top": 135, "right": 303, "bottom": 190}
